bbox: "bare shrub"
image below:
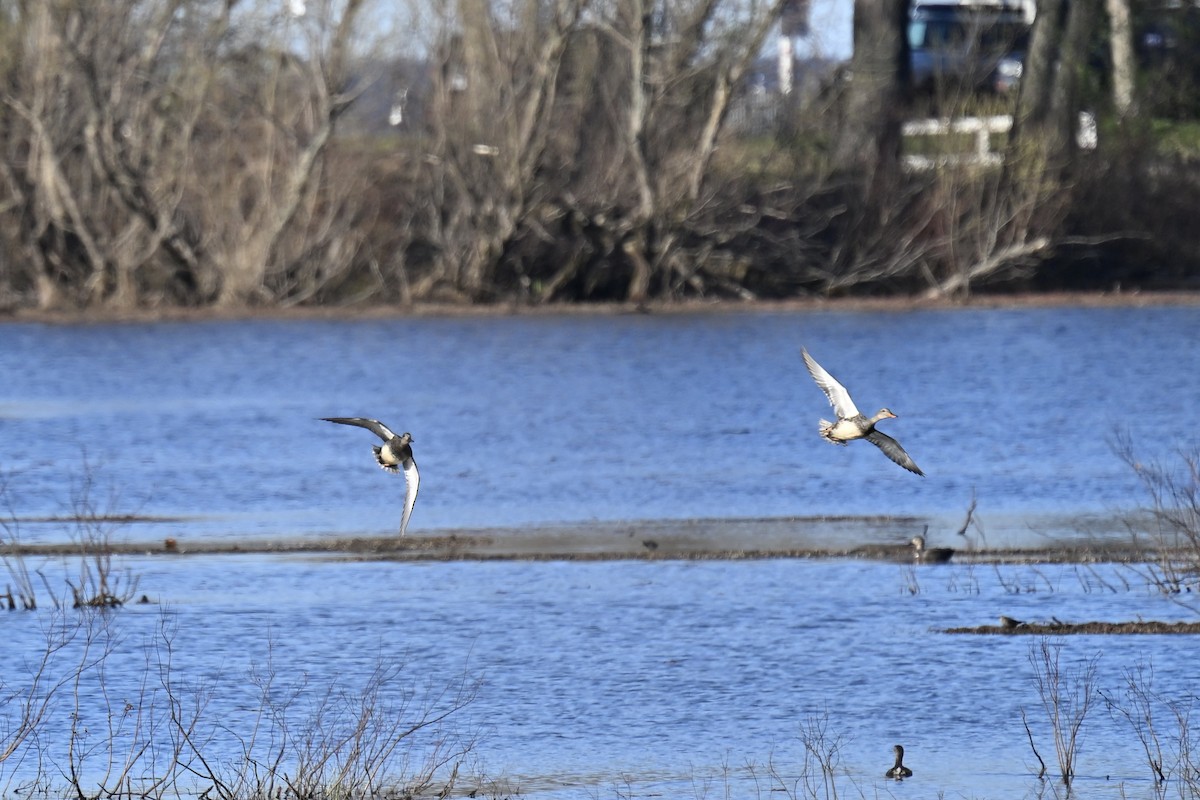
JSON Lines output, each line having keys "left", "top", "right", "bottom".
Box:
{"left": 0, "top": 460, "right": 142, "bottom": 611}
{"left": 6, "top": 614, "right": 481, "bottom": 800}
{"left": 60, "top": 466, "right": 140, "bottom": 609}
{"left": 793, "top": 712, "right": 848, "bottom": 800}
{"left": 1099, "top": 662, "right": 1187, "bottom": 788}
{"left": 1113, "top": 432, "right": 1200, "bottom": 601}
{"left": 175, "top": 639, "right": 482, "bottom": 800}
{"left": 1025, "top": 638, "right": 1099, "bottom": 786}
{"left": 739, "top": 712, "right": 856, "bottom": 800}
{"left": 0, "top": 468, "right": 39, "bottom": 610}
{"left": 0, "top": 610, "right": 96, "bottom": 776}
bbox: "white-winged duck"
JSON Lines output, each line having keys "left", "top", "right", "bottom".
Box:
{"left": 801, "top": 348, "right": 924, "bottom": 476}
{"left": 323, "top": 417, "right": 420, "bottom": 536}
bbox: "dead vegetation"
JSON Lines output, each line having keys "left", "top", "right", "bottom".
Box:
{"left": 0, "top": 614, "right": 482, "bottom": 800}
{"left": 1, "top": 463, "right": 141, "bottom": 611}
{"left": 1113, "top": 432, "right": 1200, "bottom": 601}
{"left": 0, "top": 0, "right": 1195, "bottom": 312}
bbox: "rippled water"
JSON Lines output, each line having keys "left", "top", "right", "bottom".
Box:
{"left": 4, "top": 306, "right": 1199, "bottom": 541}
{"left": 2, "top": 305, "right": 1200, "bottom": 798}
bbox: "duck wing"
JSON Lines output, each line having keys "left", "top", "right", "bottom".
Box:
{"left": 801, "top": 348, "right": 861, "bottom": 419}
{"left": 399, "top": 456, "right": 420, "bottom": 535}
{"left": 865, "top": 430, "right": 925, "bottom": 476}
{"left": 322, "top": 417, "right": 398, "bottom": 442}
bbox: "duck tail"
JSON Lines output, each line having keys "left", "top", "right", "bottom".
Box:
{"left": 372, "top": 445, "right": 400, "bottom": 473}
{"left": 817, "top": 419, "right": 840, "bottom": 444}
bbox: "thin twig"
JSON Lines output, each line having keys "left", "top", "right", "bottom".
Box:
{"left": 1021, "top": 707, "right": 1047, "bottom": 779}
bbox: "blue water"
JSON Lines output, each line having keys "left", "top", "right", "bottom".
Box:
{"left": 2, "top": 305, "right": 1200, "bottom": 798}
{"left": 3, "top": 307, "right": 1198, "bottom": 541}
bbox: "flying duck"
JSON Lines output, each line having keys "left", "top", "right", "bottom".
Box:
{"left": 885, "top": 744, "right": 913, "bottom": 779}
{"left": 322, "top": 417, "right": 420, "bottom": 535}
{"left": 801, "top": 348, "right": 924, "bottom": 476}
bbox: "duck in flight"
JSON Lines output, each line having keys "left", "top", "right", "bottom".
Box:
{"left": 322, "top": 417, "right": 420, "bottom": 535}
{"left": 801, "top": 348, "right": 924, "bottom": 476}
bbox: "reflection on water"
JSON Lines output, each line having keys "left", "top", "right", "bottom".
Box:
{"left": 1, "top": 306, "right": 1200, "bottom": 797}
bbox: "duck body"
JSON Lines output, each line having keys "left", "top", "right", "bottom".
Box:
{"left": 911, "top": 534, "right": 955, "bottom": 564}
{"left": 819, "top": 409, "right": 896, "bottom": 445}
{"left": 801, "top": 348, "right": 924, "bottom": 476}
{"left": 373, "top": 432, "right": 415, "bottom": 472}
{"left": 885, "top": 744, "right": 913, "bottom": 779}
{"left": 323, "top": 417, "right": 420, "bottom": 536}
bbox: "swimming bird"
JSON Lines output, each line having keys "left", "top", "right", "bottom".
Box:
{"left": 885, "top": 744, "right": 913, "bottom": 779}
{"left": 801, "top": 348, "right": 924, "bottom": 476}
{"left": 911, "top": 533, "right": 954, "bottom": 564}
{"left": 322, "top": 417, "right": 420, "bottom": 535}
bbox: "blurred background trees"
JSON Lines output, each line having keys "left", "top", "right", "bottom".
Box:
{"left": 0, "top": 0, "right": 1197, "bottom": 310}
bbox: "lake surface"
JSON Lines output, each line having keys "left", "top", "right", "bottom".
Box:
{"left": 2, "top": 305, "right": 1200, "bottom": 798}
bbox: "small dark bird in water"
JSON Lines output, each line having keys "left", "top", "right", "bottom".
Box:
{"left": 911, "top": 534, "right": 954, "bottom": 564}
{"left": 1000, "top": 615, "right": 1024, "bottom": 630}
{"left": 323, "top": 417, "right": 420, "bottom": 536}
{"left": 642, "top": 540, "right": 659, "bottom": 551}
{"left": 885, "top": 744, "right": 913, "bottom": 779}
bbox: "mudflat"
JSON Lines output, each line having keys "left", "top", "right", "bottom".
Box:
{"left": 4, "top": 513, "right": 1154, "bottom": 564}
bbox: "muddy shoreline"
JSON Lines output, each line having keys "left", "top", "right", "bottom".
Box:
{"left": 3, "top": 513, "right": 1161, "bottom": 564}
{"left": 3, "top": 289, "right": 1200, "bottom": 326}
{"left": 9, "top": 515, "right": 1195, "bottom": 634}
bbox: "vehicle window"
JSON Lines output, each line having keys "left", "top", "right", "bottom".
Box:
{"left": 910, "top": 13, "right": 1028, "bottom": 53}
{"left": 924, "top": 20, "right": 967, "bottom": 48}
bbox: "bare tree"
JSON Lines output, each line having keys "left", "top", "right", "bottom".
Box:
{"left": 0, "top": 0, "right": 377, "bottom": 310}
{"left": 822, "top": 0, "right": 919, "bottom": 293}
{"left": 1010, "top": 0, "right": 1098, "bottom": 169}
{"left": 1105, "top": 0, "right": 1135, "bottom": 117}
{"left": 418, "top": 0, "right": 590, "bottom": 300}
{"left": 207, "top": 0, "right": 371, "bottom": 306}
{"left": 0, "top": 2, "right": 97, "bottom": 310}
{"left": 835, "top": 0, "right": 910, "bottom": 180}
{"left": 0, "top": 1, "right": 226, "bottom": 309}
{"left": 65, "top": 0, "right": 223, "bottom": 307}
{"left": 602, "top": 0, "right": 791, "bottom": 302}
